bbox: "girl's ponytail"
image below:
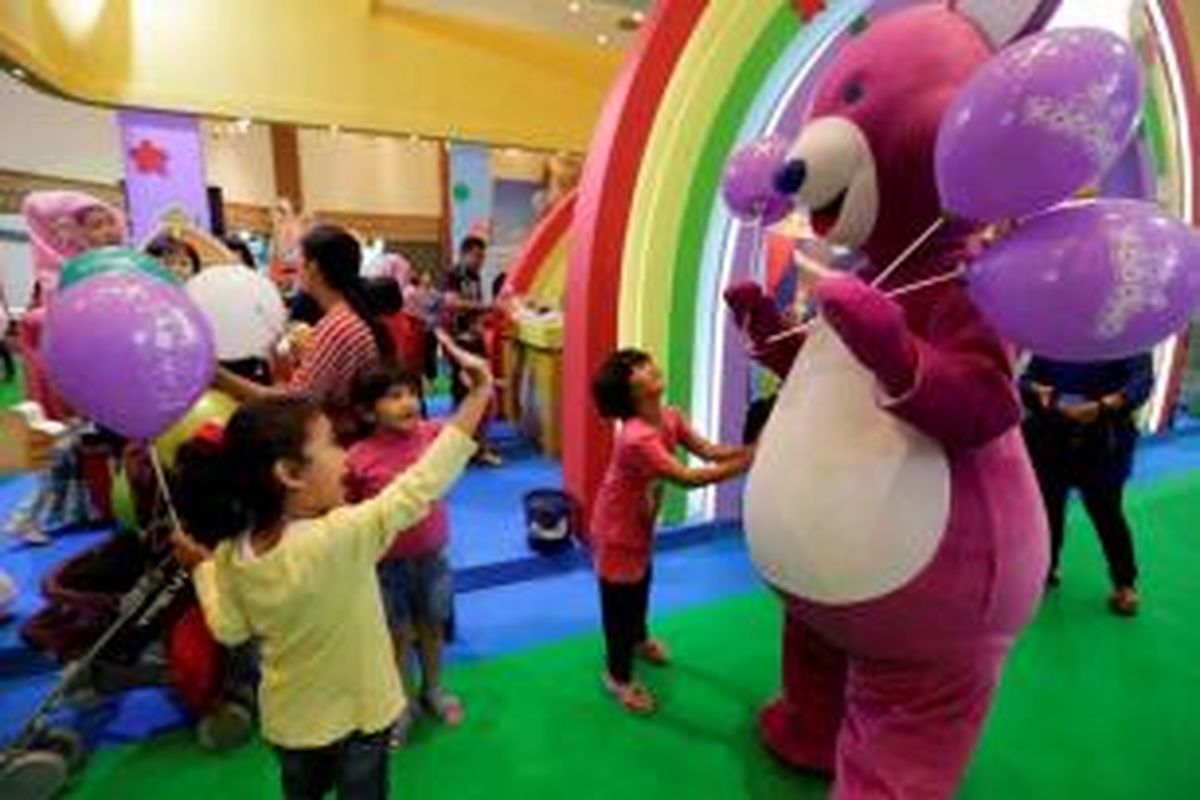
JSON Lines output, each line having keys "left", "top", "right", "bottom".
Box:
{"left": 172, "top": 396, "right": 322, "bottom": 546}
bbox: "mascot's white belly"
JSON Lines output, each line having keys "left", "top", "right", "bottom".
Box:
{"left": 745, "top": 324, "right": 950, "bottom": 605}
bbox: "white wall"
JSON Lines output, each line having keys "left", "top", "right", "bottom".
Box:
{"left": 0, "top": 74, "right": 120, "bottom": 309}
{"left": 0, "top": 73, "right": 120, "bottom": 183}
{"left": 0, "top": 214, "right": 35, "bottom": 310}
{"left": 1047, "top": 0, "right": 1135, "bottom": 37}
{"left": 203, "top": 121, "right": 276, "bottom": 205}
{"left": 298, "top": 130, "right": 441, "bottom": 216}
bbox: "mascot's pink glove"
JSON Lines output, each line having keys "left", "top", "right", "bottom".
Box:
{"left": 811, "top": 274, "right": 1022, "bottom": 451}
{"left": 724, "top": 281, "right": 803, "bottom": 378}
{"left": 811, "top": 276, "right": 919, "bottom": 396}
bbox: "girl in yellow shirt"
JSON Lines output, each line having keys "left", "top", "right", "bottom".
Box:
{"left": 172, "top": 333, "right": 491, "bottom": 800}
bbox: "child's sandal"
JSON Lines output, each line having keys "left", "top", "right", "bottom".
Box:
{"left": 602, "top": 673, "right": 656, "bottom": 715}
{"left": 422, "top": 687, "right": 464, "bottom": 726}
{"left": 636, "top": 639, "right": 671, "bottom": 666}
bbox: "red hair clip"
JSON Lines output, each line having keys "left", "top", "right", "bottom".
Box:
{"left": 192, "top": 421, "right": 225, "bottom": 447}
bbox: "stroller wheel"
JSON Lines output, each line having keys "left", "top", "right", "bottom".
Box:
{"left": 196, "top": 701, "right": 254, "bottom": 753}
{"left": 0, "top": 749, "right": 69, "bottom": 800}
{"left": 36, "top": 727, "right": 87, "bottom": 775}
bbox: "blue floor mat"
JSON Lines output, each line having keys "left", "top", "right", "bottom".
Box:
{"left": 444, "top": 432, "right": 563, "bottom": 570}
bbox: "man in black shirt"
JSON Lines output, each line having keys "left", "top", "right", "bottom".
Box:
{"left": 444, "top": 236, "right": 502, "bottom": 465}
{"left": 1020, "top": 353, "right": 1154, "bottom": 616}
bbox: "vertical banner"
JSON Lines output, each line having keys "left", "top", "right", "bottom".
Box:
{"left": 117, "top": 109, "right": 211, "bottom": 243}
{"left": 490, "top": 180, "right": 540, "bottom": 299}
{"left": 448, "top": 143, "right": 493, "bottom": 262}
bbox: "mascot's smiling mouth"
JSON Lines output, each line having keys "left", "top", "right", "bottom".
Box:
{"left": 780, "top": 117, "right": 879, "bottom": 251}
{"left": 810, "top": 189, "right": 848, "bottom": 237}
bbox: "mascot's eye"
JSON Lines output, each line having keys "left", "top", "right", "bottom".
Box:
{"left": 842, "top": 80, "right": 865, "bottom": 105}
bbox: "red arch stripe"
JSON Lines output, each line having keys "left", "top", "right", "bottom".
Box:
{"left": 563, "top": 0, "right": 709, "bottom": 522}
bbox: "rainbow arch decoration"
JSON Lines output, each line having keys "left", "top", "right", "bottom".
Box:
{"left": 502, "top": 189, "right": 577, "bottom": 308}
{"left": 564, "top": 0, "right": 1200, "bottom": 523}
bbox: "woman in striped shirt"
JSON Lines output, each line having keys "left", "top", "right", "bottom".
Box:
{"left": 217, "top": 225, "right": 394, "bottom": 444}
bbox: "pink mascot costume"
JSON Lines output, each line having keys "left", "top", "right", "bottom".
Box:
{"left": 726, "top": 4, "right": 1056, "bottom": 797}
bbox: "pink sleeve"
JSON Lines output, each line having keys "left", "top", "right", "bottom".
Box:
{"left": 667, "top": 408, "right": 708, "bottom": 457}
{"left": 812, "top": 276, "right": 1021, "bottom": 451}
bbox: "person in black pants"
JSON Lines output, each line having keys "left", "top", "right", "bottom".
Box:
{"left": 276, "top": 730, "right": 389, "bottom": 800}
{"left": 599, "top": 567, "right": 653, "bottom": 684}
{"left": 1, "top": 289, "right": 15, "bottom": 384}
{"left": 443, "top": 236, "right": 502, "bottom": 466}
{"left": 0, "top": 338, "right": 13, "bottom": 384}
{"left": 1020, "top": 353, "right": 1155, "bottom": 616}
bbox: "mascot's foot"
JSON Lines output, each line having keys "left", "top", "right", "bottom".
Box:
{"left": 759, "top": 698, "right": 835, "bottom": 776}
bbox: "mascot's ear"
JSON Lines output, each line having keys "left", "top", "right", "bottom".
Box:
{"left": 950, "top": 0, "right": 1061, "bottom": 48}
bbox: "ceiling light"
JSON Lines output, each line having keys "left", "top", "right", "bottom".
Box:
{"left": 596, "top": 33, "right": 610, "bottom": 46}
{"left": 567, "top": 2, "right": 583, "bottom": 14}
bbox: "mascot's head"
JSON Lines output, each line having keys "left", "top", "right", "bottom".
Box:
{"left": 775, "top": 0, "right": 1060, "bottom": 266}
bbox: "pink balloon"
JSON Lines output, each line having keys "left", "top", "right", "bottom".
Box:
{"left": 43, "top": 271, "right": 215, "bottom": 440}
{"left": 968, "top": 199, "right": 1200, "bottom": 361}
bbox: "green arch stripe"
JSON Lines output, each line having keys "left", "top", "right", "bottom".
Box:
{"left": 618, "top": 2, "right": 780, "bottom": 359}
{"left": 667, "top": 6, "right": 800, "bottom": 412}
{"left": 660, "top": 6, "right": 799, "bottom": 520}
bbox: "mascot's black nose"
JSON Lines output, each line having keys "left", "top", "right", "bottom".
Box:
{"left": 774, "top": 159, "right": 807, "bottom": 196}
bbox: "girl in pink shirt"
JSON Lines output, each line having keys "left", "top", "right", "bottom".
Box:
{"left": 346, "top": 365, "right": 462, "bottom": 748}
{"left": 590, "top": 350, "right": 753, "bottom": 714}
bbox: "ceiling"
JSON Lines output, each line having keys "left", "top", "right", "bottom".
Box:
{"left": 379, "top": 0, "right": 652, "bottom": 46}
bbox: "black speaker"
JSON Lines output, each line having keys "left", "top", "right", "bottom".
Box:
{"left": 207, "top": 186, "right": 226, "bottom": 236}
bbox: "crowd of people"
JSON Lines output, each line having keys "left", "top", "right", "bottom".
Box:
{"left": 0, "top": 186, "right": 1162, "bottom": 799}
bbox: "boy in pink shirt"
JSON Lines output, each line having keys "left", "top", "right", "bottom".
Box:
{"left": 590, "top": 350, "right": 754, "bottom": 714}
{"left": 347, "top": 365, "right": 462, "bottom": 747}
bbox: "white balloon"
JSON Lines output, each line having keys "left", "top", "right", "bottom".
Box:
{"left": 186, "top": 264, "right": 287, "bottom": 360}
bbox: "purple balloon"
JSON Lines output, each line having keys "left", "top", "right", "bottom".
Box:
{"left": 937, "top": 27, "right": 1142, "bottom": 222}
{"left": 968, "top": 199, "right": 1200, "bottom": 361}
{"left": 722, "top": 136, "right": 793, "bottom": 225}
{"left": 43, "top": 271, "right": 215, "bottom": 440}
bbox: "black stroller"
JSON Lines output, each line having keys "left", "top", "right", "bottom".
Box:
{"left": 1, "top": 447, "right": 254, "bottom": 800}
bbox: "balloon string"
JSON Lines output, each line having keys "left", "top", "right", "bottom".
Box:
{"left": 883, "top": 266, "right": 967, "bottom": 300}
{"left": 739, "top": 265, "right": 962, "bottom": 356}
{"left": 869, "top": 216, "right": 946, "bottom": 291}
{"left": 734, "top": 216, "right": 956, "bottom": 357}
{"left": 748, "top": 220, "right": 765, "bottom": 284}
{"left": 148, "top": 447, "right": 185, "bottom": 535}
{"left": 761, "top": 318, "right": 818, "bottom": 348}
{"left": 746, "top": 219, "right": 765, "bottom": 398}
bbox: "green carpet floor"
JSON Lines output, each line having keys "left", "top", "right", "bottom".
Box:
{"left": 0, "top": 361, "right": 22, "bottom": 409}
{"left": 66, "top": 474, "right": 1200, "bottom": 799}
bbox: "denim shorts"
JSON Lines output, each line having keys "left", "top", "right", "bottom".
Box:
{"left": 378, "top": 550, "right": 452, "bottom": 629}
